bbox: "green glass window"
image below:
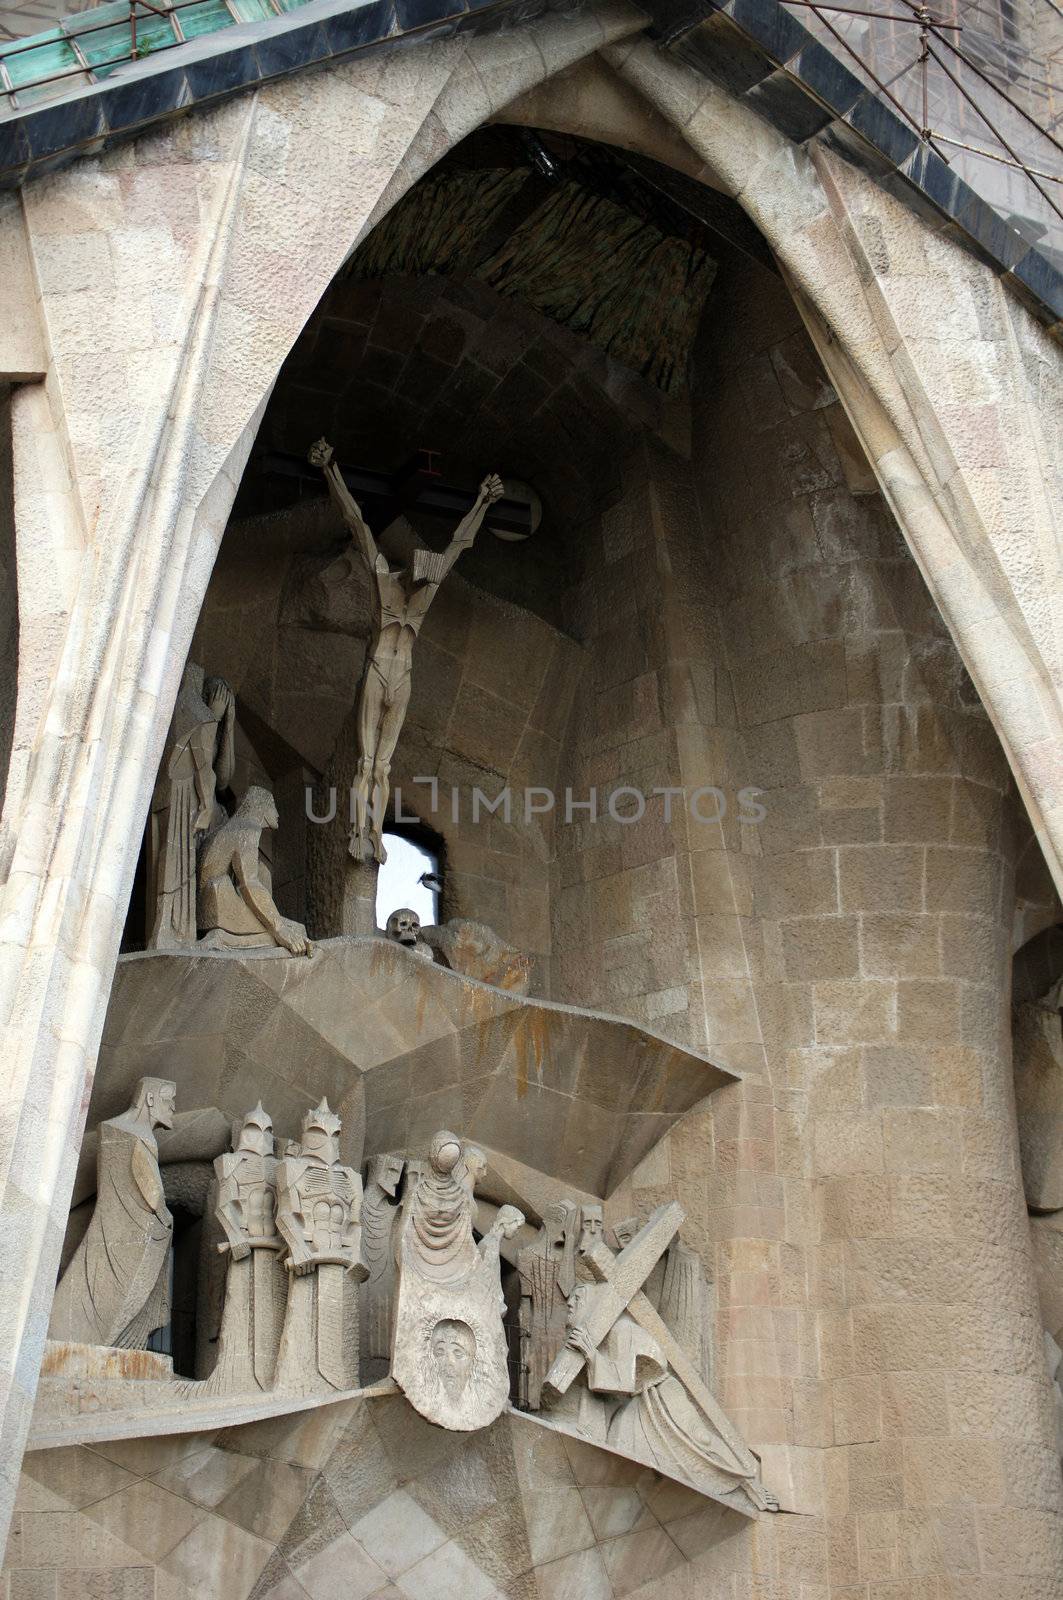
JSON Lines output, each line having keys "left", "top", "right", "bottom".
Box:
{"left": 1, "top": 29, "right": 80, "bottom": 91}
{"left": 178, "top": 0, "right": 238, "bottom": 42}
{"left": 74, "top": 4, "right": 178, "bottom": 74}
{"left": 230, "top": 0, "right": 278, "bottom": 22}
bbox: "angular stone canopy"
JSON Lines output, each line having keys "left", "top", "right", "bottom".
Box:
{"left": 97, "top": 939, "right": 739, "bottom": 1198}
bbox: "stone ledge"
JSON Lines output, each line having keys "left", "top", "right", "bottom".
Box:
{"left": 97, "top": 935, "right": 740, "bottom": 1198}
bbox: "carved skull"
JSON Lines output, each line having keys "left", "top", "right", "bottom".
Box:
{"left": 386, "top": 907, "right": 421, "bottom": 947}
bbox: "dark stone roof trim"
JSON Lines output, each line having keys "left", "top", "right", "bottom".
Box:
{"left": 644, "top": 0, "right": 1062, "bottom": 337}
{"left": 0, "top": 0, "right": 1058, "bottom": 335}
{"left": 0, "top": 0, "right": 540, "bottom": 191}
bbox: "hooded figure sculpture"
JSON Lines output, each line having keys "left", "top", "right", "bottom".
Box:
{"left": 391, "top": 1130, "right": 522, "bottom": 1430}
{"left": 50, "top": 1078, "right": 177, "bottom": 1349}
{"left": 148, "top": 664, "right": 234, "bottom": 949}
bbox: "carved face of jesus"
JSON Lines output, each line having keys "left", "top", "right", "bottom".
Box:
{"left": 430, "top": 1320, "right": 476, "bottom": 1401}
{"left": 566, "top": 1285, "right": 587, "bottom": 1328}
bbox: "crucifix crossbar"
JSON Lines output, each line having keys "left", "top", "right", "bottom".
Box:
{"left": 261, "top": 447, "right": 534, "bottom": 539}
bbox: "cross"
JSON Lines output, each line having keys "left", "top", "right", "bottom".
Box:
{"left": 259, "top": 447, "right": 534, "bottom": 539}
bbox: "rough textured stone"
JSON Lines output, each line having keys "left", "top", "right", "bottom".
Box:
{"left": 0, "top": 4, "right": 1061, "bottom": 1593}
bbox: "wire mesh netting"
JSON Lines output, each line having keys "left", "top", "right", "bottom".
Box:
{"left": 0, "top": 0, "right": 312, "bottom": 102}
{"left": 781, "top": 0, "right": 1063, "bottom": 262}
{"left": 0, "top": 0, "right": 1060, "bottom": 275}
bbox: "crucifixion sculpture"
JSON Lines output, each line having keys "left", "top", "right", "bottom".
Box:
{"left": 309, "top": 438, "right": 503, "bottom": 865}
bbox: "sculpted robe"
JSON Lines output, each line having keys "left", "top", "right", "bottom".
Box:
{"left": 391, "top": 1137, "right": 512, "bottom": 1431}
{"left": 360, "top": 1178, "right": 401, "bottom": 1381}
{"left": 149, "top": 667, "right": 229, "bottom": 950}
{"left": 586, "top": 1313, "right": 753, "bottom": 1491}
{"left": 50, "top": 1116, "right": 172, "bottom": 1348}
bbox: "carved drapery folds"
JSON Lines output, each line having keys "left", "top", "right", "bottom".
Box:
{"left": 148, "top": 661, "right": 311, "bottom": 957}
{"left": 148, "top": 665, "right": 235, "bottom": 950}
{"left": 50, "top": 1078, "right": 177, "bottom": 1349}
{"left": 539, "top": 1207, "right": 771, "bottom": 1514}
{"left": 391, "top": 1130, "right": 522, "bottom": 1430}
{"left": 360, "top": 1151, "right": 405, "bottom": 1382}
{"left": 197, "top": 785, "right": 311, "bottom": 955}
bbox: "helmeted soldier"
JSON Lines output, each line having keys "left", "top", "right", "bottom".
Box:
{"left": 210, "top": 1102, "right": 286, "bottom": 1391}
{"left": 273, "top": 1099, "right": 366, "bottom": 1391}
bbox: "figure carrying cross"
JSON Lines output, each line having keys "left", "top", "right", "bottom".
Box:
{"left": 309, "top": 438, "right": 504, "bottom": 864}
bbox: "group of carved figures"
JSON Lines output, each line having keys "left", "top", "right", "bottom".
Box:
{"left": 149, "top": 439, "right": 509, "bottom": 956}
{"left": 514, "top": 1199, "right": 770, "bottom": 1510}
{"left": 150, "top": 664, "right": 531, "bottom": 983}
{"left": 50, "top": 1080, "right": 361, "bottom": 1393}
{"left": 149, "top": 662, "right": 311, "bottom": 956}
{"left": 50, "top": 1082, "right": 768, "bottom": 1511}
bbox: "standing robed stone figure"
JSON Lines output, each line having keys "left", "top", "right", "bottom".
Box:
{"left": 309, "top": 439, "right": 503, "bottom": 865}
{"left": 148, "top": 664, "right": 235, "bottom": 949}
{"left": 50, "top": 1078, "right": 177, "bottom": 1349}
{"left": 391, "top": 1130, "right": 522, "bottom": 1431}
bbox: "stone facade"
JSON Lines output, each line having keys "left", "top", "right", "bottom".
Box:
{"left": 0, "top": 0, "right": 1061, "bottom": 1595}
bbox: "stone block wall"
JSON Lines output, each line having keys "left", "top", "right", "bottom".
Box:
{"left": 602, "top": 240, "right": 1063, "bottom": 1589}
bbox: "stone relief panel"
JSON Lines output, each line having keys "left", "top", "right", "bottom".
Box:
{"left": 37, "top": 913, "right": 764, "bottom": 1522}
{"left": 41, "top": 1088, "right": 770, "bottom": 1519}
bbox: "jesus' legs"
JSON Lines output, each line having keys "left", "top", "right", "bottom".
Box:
{"left": 350, "top": 667, "right": 386, "bottom": 860}
{"left": 368, "top": 677, "right": 412, "bottom": 863}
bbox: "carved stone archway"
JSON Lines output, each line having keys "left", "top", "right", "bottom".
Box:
{"left": 0, "top": 2, "right": 1060, "bottom": 1561}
